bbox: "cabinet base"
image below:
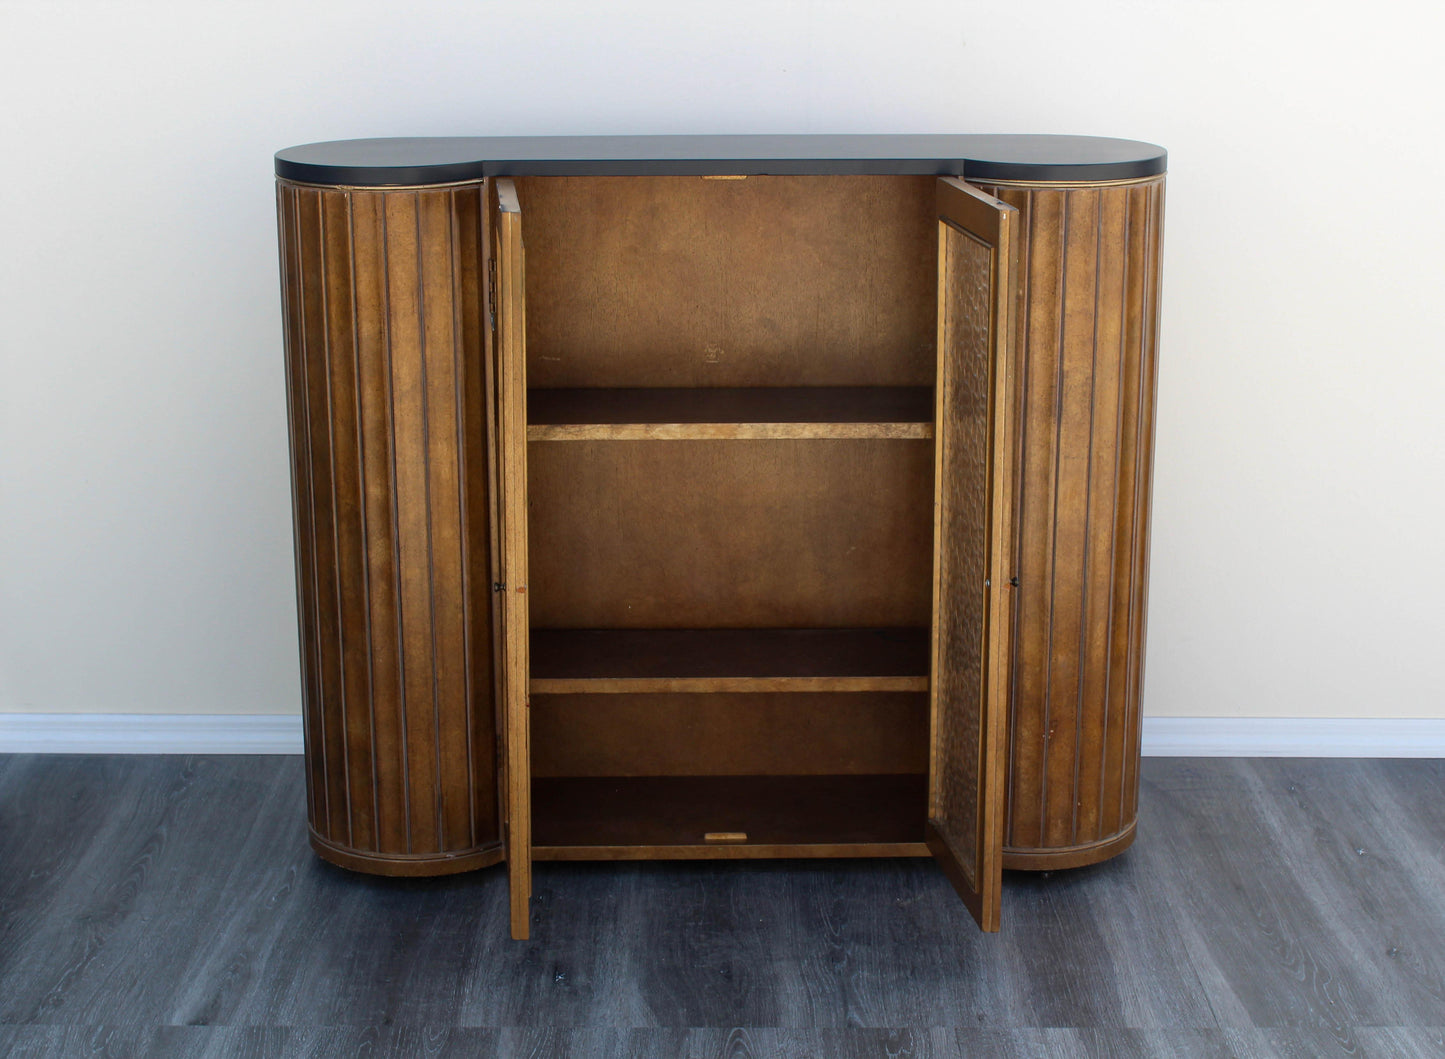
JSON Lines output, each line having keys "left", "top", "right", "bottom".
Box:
{"left": 309, "top": 828, "right": 504, "bottom": 877}
{"left": 1002, "top": 821, "right": 1136, "bottom": 871}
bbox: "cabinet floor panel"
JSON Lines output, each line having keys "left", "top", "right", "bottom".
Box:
{"left": 531, "top": 774, "right": 928, "bottom": 857}
{"left": 533, "top": 842, "right": 931, "bottom": 861}
{"left": 530, "top": 627, "right": 930, "bottom": 694}
{"left": 527, "top": 387, "right": 933, "bottom": 440}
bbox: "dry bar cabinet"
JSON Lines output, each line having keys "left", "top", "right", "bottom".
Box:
{"left": 274, "top": 135, "right": 1165, "bottom": 939}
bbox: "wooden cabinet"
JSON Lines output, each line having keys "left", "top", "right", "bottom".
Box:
{"left": 275, "top": 135, "right": 1166, "bottom": 940}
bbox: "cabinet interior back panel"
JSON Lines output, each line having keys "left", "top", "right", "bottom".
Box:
{"left": 515, "top": 175, "right": 937, "bottom": 388}
{"left": 526, "top": 438, "right": 934, "bottom": 628}
{"left": 530, "top": 692, "right": 928, "bottom": 777}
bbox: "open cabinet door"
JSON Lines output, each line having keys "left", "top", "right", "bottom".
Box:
{"left": 492, "top": 178, "right": 532, "bottom": 940}
{"left": 928, "top": 177, "right": 1020, "bottom": 932}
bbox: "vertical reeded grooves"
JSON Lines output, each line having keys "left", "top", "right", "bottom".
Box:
{"left": 980, "top": 176, "right": 1165, "bottom": 871}
{"left": 276, "top": 179, "right": 503, "bottom": 877}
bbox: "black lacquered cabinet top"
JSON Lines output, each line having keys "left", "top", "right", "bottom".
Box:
{"left": 275, "top": 133, "right": 1166, "bottom": 187}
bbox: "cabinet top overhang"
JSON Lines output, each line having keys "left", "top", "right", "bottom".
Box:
{"left": 274, "top": 134, "right": 1166, "bottom": 187}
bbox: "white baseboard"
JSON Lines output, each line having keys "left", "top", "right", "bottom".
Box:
{"left": 1140, "top": 717, "right": 1445, "bottom": 758}
{"left": 1, "top": 713, "right": 1442, "bottom": 758}
{"left": 0, "top": 714, "right": 304, "bottom": 754}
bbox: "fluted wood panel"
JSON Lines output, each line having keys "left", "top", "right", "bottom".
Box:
{"left": 276, "top": 179, "right": 502, "bottom": 875}
{"left": 974, "top": 177, "right": 1165, "bottom": 870}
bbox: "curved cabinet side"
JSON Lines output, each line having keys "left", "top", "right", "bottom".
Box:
{"left": 973, "top": 176, "right": 1165, "bottom": 871}
{"left": 277, "top": 179, "right": 502, "bottom": 875}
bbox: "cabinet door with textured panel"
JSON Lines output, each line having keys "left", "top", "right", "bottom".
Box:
{"left": 492, "top": 178, "right": 533, "bottom": 940}
{"left": 927, "top": 177, "right": 1019, "bottom": 932}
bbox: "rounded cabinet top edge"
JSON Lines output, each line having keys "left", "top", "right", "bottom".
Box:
{"left": 274, "top": 134, "right": 1167, "bottom": 188}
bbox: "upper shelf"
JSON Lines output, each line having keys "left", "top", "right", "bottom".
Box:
{"left": 526, "top": 387, "right": 934, "bottom": 441}
{"left": 274, "top": 134, "right": 1167, "bottom": 187}
{"left": 530, "top": 627, "right": 931, "bottom": 694}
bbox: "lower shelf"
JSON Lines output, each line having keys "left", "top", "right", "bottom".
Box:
{"left": 531, "top": 774, "right": 930, "bottom": 860}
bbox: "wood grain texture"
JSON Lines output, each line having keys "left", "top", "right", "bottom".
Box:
{"left": 529, "top": 627, "right": 928, "bottom": 693}
{"left": 514, "top": 175, "right": 938, "bottom": 388}
{"left": 531, "top": 422, "right": 932, "bottom": 441}
{"left": 532, "top": 845, "right": 931, "bottom": 863}
{"left": 274, "top": 167, "right": 1165, "bottom": 937}
{"left": 4, "top": 1025, "right": 1444, "bottom": 1059}
{"left": 276, "top": 179, "right": 500, "bottom": 874}
{"left": 974, "top": 175, "right": 1166, "bottom": 870}
{"left": 531, "top": 692, "right": 928, "bottom": 777}
{"left": 530, "top": 775, "right": 928, "bottom": 851}
{"left": 528, "top": 386, "right": 933, "bottom": 425}
{"left": 4, "top": 755, "right": 1444, "bottom": 1051}
{"left": 530, "top": 676, "right": 926, "bottom": 695}
{"left": 526, "top": 438, "right": 934, "bottom": 629}
{"left": 526, "top": 386, "right": 934, "bottom": 440}
{"left": 492, "top": 178, "right": 532, "bottom": 940}
{"left": 926, "top": 178, "right": 1018, "bottom": 932}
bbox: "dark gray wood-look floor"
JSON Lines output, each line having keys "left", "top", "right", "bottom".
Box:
{"left": 1, "top": 756, "right": 1443, "bottom": 1059}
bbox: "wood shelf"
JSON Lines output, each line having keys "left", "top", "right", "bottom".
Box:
{"left": 529, "top": 627, "right": 930, "bottom": 694}
{"left": 526, "top": 387, "right": 934, "bottom": 441}
{"left": 531, "top": 774, "right": 929, "bottom": 858}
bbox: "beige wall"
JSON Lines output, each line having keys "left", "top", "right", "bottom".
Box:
{"left": 2, "top": 0, "right": 1442, "bottom": 719}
